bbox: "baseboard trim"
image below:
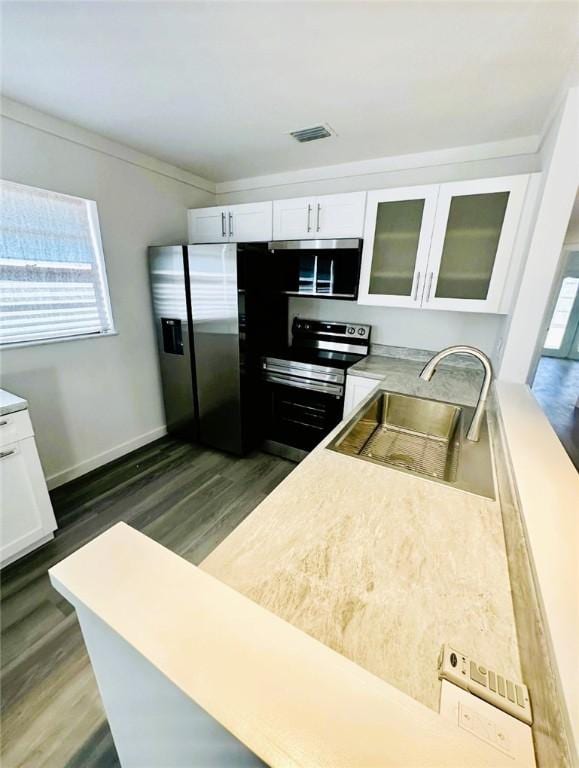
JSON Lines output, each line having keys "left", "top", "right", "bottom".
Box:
{"left": 46, "top": 426, "right": 168, "bottom": 490}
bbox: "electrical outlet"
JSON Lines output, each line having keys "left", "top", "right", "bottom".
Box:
{"left": 439, "top": 681, "right": 536, "bottom": 766}
{"left": 459, "top": 702, "right": 513, "bottom": 757}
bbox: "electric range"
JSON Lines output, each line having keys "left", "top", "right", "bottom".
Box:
{"left": 260, "top": 318, "right": 371, "bottom": 460}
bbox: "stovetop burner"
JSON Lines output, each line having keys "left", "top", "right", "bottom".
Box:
{"left": 261, "top": 317, "right": 371, "bottom": 386}
{"left": 264, "top": 346, "right": 362, "bottom": 371}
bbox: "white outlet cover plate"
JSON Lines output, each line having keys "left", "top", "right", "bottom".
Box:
{"left": 440, "top": 680, "right": 536, "bottom": 767}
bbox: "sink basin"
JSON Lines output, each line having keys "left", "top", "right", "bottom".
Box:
{"left": 328, "top": 391, "right": 495, "bottom": 499}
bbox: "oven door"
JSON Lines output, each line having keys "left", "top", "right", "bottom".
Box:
{"left": 261, "top": 372, "right": 344, "bottom": 455}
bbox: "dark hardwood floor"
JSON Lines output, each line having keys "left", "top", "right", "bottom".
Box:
{"left": 1, "top": 437, "right": 294, "bottom": 768}
{"left": 532, "top": 356, "right": 579, "bottom": 470}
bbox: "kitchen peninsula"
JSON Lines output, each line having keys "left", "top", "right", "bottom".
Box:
{"left": 49, "top": 356, "right": 578, "bottom": 767}
{"left": 201, "top": 377, "right": 518, "bottom": 714}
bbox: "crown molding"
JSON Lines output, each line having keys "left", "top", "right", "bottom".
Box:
{"left": 1, "top": 95, "right": 546, "bottom": 198}
{"left": 215, "top": 135, "right": 540, "bottom": 195}
{"left": 0, "top": 96, "right": 216, "bottom": 195}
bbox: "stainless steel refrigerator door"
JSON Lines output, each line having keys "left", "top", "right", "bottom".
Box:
{"left": 148, "top": 246, "right": 196, "bottom": 435}
{"left": 187, "top": 244, "right": 243, "bottom": 454}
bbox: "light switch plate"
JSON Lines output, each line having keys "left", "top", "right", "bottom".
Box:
{"left": 440, "top": 681, "right": 536, "bottom": 766}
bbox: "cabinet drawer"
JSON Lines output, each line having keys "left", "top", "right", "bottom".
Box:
{"left": 0, "top": 436, "right": 56, "bottom": 566}
{"left": 0, "top": 410, "right": 33, "bottom": 447}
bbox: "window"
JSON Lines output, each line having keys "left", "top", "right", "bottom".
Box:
{"left": 543, "top": 275, "right": 579, "bottom": 352}
{"left": 0, "top": 180, "right": 115, "bottom": 346}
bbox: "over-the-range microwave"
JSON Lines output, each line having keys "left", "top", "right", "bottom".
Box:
{"left": 268, "top": 238, "right": 362, "bottom": 300}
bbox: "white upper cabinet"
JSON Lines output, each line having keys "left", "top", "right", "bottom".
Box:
{"left": 227, "top": 201, "right": 273, "bottom": 242}
{"left": 272, "top": 197, "right": 315, "bottom": 240}
{"left": 273, "top": 192, "right": 366, "bottom": 240}
{"left": 314, "top": 192, "right": 367, "bottom": 238}
{"left": 421, "top": 176, "right": 529, "bottom": 313}
{"left": 358, "top": 186, "right": 439, "bottom": 309}
{"left": 358, "top": 175, "right": 529, "bottom": 313}
{"left": 188, "top": 207, "right": 228, "bottom": 243}
{"left": 188, "top": 201, "right": 272, "bottom": 243}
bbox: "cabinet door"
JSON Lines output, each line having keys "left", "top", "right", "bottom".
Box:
{"left": 272, "top": 197, "right": 316, "bottom": 240}
{"left": 423, "top": 175, "right": 529, "bottom": 313}
{"left": 229, "top": 202, "right": 273, "bottom": 242}
{"left": 0, "top": 438, "right": 57, "bottom": 565}
{"left": 358, "top": 186, "right": 439, "bottom": 308}
{"left": 343, "top": 375, "right": 378, "bottom": 418}
{"left": 187, "top": 207, "right": 228, "bottom": 244}
{"left": 315, "top": 192, "right": 366, "bottom": 238}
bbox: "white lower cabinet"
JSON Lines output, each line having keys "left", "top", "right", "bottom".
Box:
{"left": 343, "top": 375, "right": 378, "bottom": 418}
{"left": 0, "top": 411, "right": 57, "bottom": 568}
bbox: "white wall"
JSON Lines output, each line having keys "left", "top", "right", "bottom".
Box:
{"left": 218, "top": 148, "right": 539, "bottom": 359}
{"left": 0, "top": 102, "right": 214, "bottom": 487}
{"left": 564, "top": 192, "right": 579, "bottom": 244}
{"left": 289, "top": 298, "right": 505, "bottom": 359}
{"left": 499, "top": 87, "right": 579, "bottom": 382}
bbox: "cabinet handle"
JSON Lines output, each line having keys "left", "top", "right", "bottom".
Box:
{"left": 413, "top": 272, "right": 421, "bottom": 301}
{"left": 221, "top": 212, "right": 226, "bottom": 237}
{"left": 316, "top": 203, "right": 321, "bottom": 232}
{"left": 0, "top": 449, "right": 15, "bottom": 460}
{"left": 228, "top": 212, "right": 233, "bottom": 238}
{"left": 0, "top": 420, "right": 8, "bottom": 427}
{"left": 426, "top": 272, "right": 434, "bottom": 301}
{"left": 307, "top": 204, "right": 312, "bottom": 233}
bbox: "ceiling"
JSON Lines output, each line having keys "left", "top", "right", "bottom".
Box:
{"left": 1, "top": 1, "right": 578, "bottom": 183}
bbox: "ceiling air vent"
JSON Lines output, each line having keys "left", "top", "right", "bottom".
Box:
{"left": 289, "top": 124, "right": 334, "bottom": 143}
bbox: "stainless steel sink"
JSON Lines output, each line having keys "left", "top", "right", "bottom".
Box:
{"left": 328, "top": 391, "right": 495, "bottom": 499}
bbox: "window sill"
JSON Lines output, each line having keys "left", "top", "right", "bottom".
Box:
{"left": 0, "top": 329, "right": 119, "bottom": 351}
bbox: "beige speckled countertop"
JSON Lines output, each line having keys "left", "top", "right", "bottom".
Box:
{"left": 348, "top": 354, "right": 485, "bottom": 408}
{"left": 201, "top": 371, "right": 521, "bottom": 713}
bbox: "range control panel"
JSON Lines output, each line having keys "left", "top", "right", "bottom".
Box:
{"left": 293, "top": 318, "right": 371, "bottom": 341}
{"left": 346, "top": 324, "right": 368, "bottom": 337}
{"left": 438, "top": 644, "right": 532, "bottom": 726}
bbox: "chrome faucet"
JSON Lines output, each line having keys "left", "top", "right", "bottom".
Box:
{"left": 418, "top": 346, "right": 493, "bottom": 442}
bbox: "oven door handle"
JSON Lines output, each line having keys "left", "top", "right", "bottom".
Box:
{"left": 264, "top": 372, "right": 343, "bottom": 397}
{"left": 263, "top": 361, "right": 343, "bottom": 384}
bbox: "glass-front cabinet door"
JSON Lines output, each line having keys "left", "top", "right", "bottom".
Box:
{"left": 358, "top": 186, "right": 439, "bottom": 307}
{"left": 422, "top": 176, "right": 529, "bottom": 312}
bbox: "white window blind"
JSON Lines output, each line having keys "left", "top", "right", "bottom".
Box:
{"left": 0, "top": 180, "right": 115, "bottom": 346}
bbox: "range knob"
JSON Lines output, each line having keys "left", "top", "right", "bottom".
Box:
{"left": 357, "top": 327, "right": 366, "bottom": 336}
{"left": 347, "top": 327, "right": 355, "bottom": 335}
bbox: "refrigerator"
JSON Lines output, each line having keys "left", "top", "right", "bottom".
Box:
{"left": 148, "top": 243, "right": 286, "bottom": 455}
